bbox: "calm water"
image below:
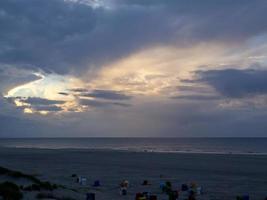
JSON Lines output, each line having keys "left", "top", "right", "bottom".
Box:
{"left": 0, "top": 138, "right": 267, "bottom": 155}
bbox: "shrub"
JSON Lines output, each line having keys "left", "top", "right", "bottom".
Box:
{"left": 23, "top": 182, "right": 58, "bottom": 191}
{"left": 0, "top": 181, "right": 23, "bottom": 200}
{"left": 36, "top": 193, "right": 75, "bottom": 200}
{"left": 23, "top": 183, "right": 41, "bottom": 191}
{"left": 39, "top": 181, "right": 57, "bottom": 191}
{"left": 36, "top": 192, "right": 55, "bottom": 199}
{"left": 59, "top": 197, "right": 76, "bottom": 200}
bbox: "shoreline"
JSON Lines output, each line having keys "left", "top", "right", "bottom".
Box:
{"left": 1, "top": 146, "right": 267, "bottom": 156}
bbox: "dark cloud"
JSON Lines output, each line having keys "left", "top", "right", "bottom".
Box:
{"left": 177, "top": 85, "right": 212, "bottom": 93}
{"left": 172, "top": 94, "right": 221, "bottom": 101}
{"left": 194, "top": 68, "right": 267, "bottom": 98}
{"left": 79, "top": 99, "right": 107, "bottom": 107}
{"left": 0, "top": 66, "right": 40, "bottom": 93}
{"left": 58, "top": 92, "right": 69, "bottom": 96}
{"left": 79, "top": 99, "right": 131, "bottom": 107}
{"left": 112, "top": 102, "right": 131, "bottom": 107}
{"left": 69, "top": 88, "right": 89, "bottom": 93}
{"left": 4, "top": 97, "right": 66, "bottom": 113}
{"left": 79, "top": 89, "right": 132, "bottom": 100}
{"left": 1, "top": 0, "right": 267, "bottom": 74}
{"left": 0, "top": 0, "right": 176, "bottom": 74}
{"left": 20, "top": 97, "right": 65, "bottom": 105}
{"left": 32, "top": 105, "right": 63, "bottom": 112}
{"left": 114, "top": 0, "right": 267, "bottom": 43}
{"left": 0, "top": 0, "right": 96, "bottom": 73}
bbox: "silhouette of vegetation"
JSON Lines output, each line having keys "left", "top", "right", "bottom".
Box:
{"left": 36, "top": 192, "right": 76, "bottom": 200}
{"left": 0, "top": 181, "right": 23, "bottom": 200}
{"left": 22, "top": 182, "right": 58, "bottom": 191}
{"left": 0, "top": 166, "right": 61, "bottom": 191}
{"left": 0, "top": 166, "right": 40, "bottom": 183}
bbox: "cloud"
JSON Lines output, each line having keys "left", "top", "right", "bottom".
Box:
{"left": 0, "top": 66, "right": 41, "bottom": 93}
{"left": 69, "top": 88, "right": 89, "bottom": 93}
{"left": 172, "top": 94, "right": 221, "bottom": 101}
{"left": 1, "top": 0, "right": 267, "bottom": 75}
{"left": 58, "top": 92, "right": 69, "bottom": 96}
{"left": 176, "top": 85, "right": 213, "bottom": 94}
{"left": 4, "top": 97, "right": 66, "bottom": 114}
{"left": 79, "top": 89, "right": 132, "bottom": 100}
{"left": 32, "top": 105, "right": 63, "bottom": 112}
{"left": 112, "top": 102, "right": 131, "bottom": 107}
{"left": 0, "top": 0, "right": 96, "bottom": 73}
{"left": 20, "top": 97, "right": 66, "bottom": 105}
{"left": 79, "top": 99, "right": 131, "bottom": 107}
{"left": 0, "top": 0, "right": 176, "bottom": 74}
{"left": 1, "top": 0, "right": 267, "bottom": 137}
{"left": 194, "top": 68, "right": 267, "bottom": 98}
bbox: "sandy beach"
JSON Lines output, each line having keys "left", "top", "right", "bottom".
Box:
{"left": 0, "top": 147, "right": 267, "bottom": 200}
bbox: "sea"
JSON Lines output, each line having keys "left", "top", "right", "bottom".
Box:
{"left": 0, "top": 137, "right": 267, "bottom": 155}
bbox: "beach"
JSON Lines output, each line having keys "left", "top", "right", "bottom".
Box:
{"left": 0, "top": 147, "right": 267, "bottom": 200}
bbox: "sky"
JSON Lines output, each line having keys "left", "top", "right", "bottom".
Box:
{"left": 1, "top": 0, "right": 267, "bottom": 137}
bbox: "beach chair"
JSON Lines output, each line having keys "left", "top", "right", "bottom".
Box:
{"left": 93, "top": 180, "right": 101, "bottom": 187}
{"left": 149, "top": 195, "right": 157, "bottom": 200}
{"left": 181, "top": 184, "right": 188, "bottom": 191}
{"left": 168, "top": 190, "right": 179, "bottom": 200}
{"left": 81, "top": 177, "right": 87, "bottom": 186}
{"left": 196, "top": 186, "right": 203, "bottom": 195}
{"left": 120, "top": 187, "right": 127, "bottom": 195}
{"left": 135, "top": 193, "right": 146, "bottom": 200}
{"left": 188, "top": 190, "right": 196, "bottom": 200}
{"left": 236, "top": 195, "right": 249, "bottom": 200}
{"left": 86, "top": 193, "right": 95, "bottom": 200}
{"left": 160, "top": 181, "right": 165, "bottom": 192}
{"left": 142, "top": 180, "right": 149, "bottom": 185}
{"left": 236, "top": 196, "right": 242, "bottom": 200}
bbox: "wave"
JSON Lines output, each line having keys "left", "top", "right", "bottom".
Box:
{"left": 1, "top": 144, "right": 267, "bottom": 156}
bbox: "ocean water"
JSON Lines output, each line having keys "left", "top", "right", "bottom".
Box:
{"left": 0, "top": 138, "right": 267, "bottom": 155}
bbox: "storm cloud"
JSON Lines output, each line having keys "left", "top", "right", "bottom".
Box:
{"left": 79, "top": 99, "right": 131, "bottom": 108}
{"left": 172, "top": 94, "right": 221, "bottom": 101}
{"left": 79, "top": 90, "right": 132, "bottom": 100}
{"left": 1, "top": 0, "right": 267, "bottom": 74}
{"left": 195, "top": 68, "right": 267, "bottom": 98}
{"left": 32, "top": 105, "right": 63, "bottom": 112}
{"left": 20, "top": 97, "right": 66, "bottom": 105}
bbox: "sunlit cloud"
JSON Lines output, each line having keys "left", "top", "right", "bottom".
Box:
{"left": 85, "top": 43, "right": 247, "bottom": 97}
{"left": 23, "top": 108, "right": 34, "bottom": 114}
{"left": 4, "top": 37, "right": 267, "bottom": 115}
{"left": 4, "top": 72, "right": 84, "bottom": 114}
{"left": 64, "top": 0, "right": 111, "bottom": 9}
